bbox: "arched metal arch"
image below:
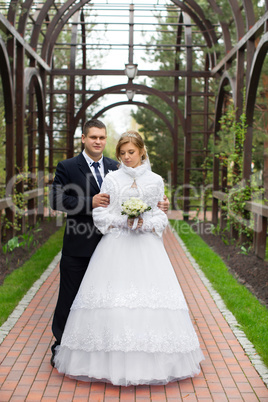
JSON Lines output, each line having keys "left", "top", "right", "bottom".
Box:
{"left": 92, "top": 101, "right": 174, "bottom": 141}
{"left": 41, "top": 0, "right": 219, "bottom": 69}
{"left": 172, "top": 0, "right": 218, "bottom": 68}
{"left": 42, "top": 0, "right": 90, "bottom": 65}
{"left": 212, "top": 71, "right": 235, "bottom": 223}
{"left": 214, "top": 71, "right": 236, "bottom": 136}
{"left": 202, "top": 0, "right": 233, "bottom": 53}
{"left": 17, "top": 0, "right": 35, "bottom": 36}
{"left": 8, "top": 0, "right": 259, "bottom": 69}
{"left": 245, "top": 32, "right": 268, "bottom": 125}
{"left": 0, "top": 37, "right": 14, "bottom": 126}
{"left": 30, "top": 0, "right": 54, "bottom": 49}
{"left": 0, "top": 37, "right": 15, "bottom": 186}
{"left": 243, "top": 32, "right": 268, "bottom": 180}
{"left": 24, "top": 68, "right": 45, "bottom": 124}
{"left": 24, "top": 67, "right": 46, "bottom": 171}
{"left": 228, "top": 0, "right": 245, "bottom": 42}
{"left": 74, "top": 83, "right": 185, "bottom": 137}
{"left": 241, "top": 0, "right": 255, "bottom": 31}
{"left": 28, "top": 0, "right": 266, "bottom": 55}
{"left": 7, "top": 0, "right": 19, "bottom": 26}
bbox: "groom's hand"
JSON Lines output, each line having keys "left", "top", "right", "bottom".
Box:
{"left": 93, "top": 193, "right": 110, "bottom": 208}
{"left": 157, "top": 195, "right": 169, "bottom": 214}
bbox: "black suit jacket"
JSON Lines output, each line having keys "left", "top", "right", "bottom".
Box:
{"left": 50, "top": 152, "right": 118, "bottom": 257}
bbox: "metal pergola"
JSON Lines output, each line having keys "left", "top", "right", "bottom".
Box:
{"left": 0, "top": 0, "right": 267, "bottom": 254}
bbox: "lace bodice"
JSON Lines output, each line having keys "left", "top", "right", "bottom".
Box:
{"left": 93, "top": 163, "right": 168, "bottom": 237}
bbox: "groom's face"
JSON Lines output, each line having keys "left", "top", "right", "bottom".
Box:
{"left": 82, "top": 127, "right": 107, "bottom": 161}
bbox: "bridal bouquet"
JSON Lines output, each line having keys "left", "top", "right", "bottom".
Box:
{"left": 121, "top": 197, "right": 151, "bottom": 219}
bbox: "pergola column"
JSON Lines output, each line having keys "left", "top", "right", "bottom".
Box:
{"left": 183, "top": 13, "right": 192, "bottom": 220}
{"left": 15, "top": 42, "right": 25, "bottom": 233}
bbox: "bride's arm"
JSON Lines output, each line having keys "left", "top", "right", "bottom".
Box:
{"left": 141, "top": 178, "right": 168, "bottom": 237}
{"left": 93, "top": 174, "right": 128, "bottom": 235}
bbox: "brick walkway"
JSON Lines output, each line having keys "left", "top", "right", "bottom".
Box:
{"left": 0, "top": 226, "right": 268, "bottom": 401}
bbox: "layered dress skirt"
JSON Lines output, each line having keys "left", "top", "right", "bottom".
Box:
{"left": 54, "top": 163, "right": 204, "bottom": 386}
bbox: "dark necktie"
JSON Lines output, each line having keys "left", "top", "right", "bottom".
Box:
{"left": 92, "top": 161, "right": 103, "bottom": 187}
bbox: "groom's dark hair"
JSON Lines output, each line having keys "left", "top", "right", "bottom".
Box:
{"left": 83, "top": 119, "right": 107, "bottom": 136}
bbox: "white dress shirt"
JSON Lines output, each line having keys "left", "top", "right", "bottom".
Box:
{"left": 82, "top": 150, "right": 104, "bottom": 187}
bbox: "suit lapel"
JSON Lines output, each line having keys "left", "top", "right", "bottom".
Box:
{"left": 76, "top": 152, "right": 99, "bottom": 193}
{"left": 103, "top": 157, "right": 117, "bottom": 176}
{"left": 103, "top": 158, "right": 110, "bottom": 176}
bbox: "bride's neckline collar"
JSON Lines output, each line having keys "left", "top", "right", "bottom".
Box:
{"left": 120, "top": 161, "right": 148, "bottom": 177}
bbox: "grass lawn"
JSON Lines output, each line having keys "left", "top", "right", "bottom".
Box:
{"left": 170, "top": 219, "right": 268, "bottom": 368}
{"left": 0, "top": 225, "right": 64, "bottom": 327}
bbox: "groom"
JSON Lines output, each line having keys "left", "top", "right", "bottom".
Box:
{"left": 49, "top": 119, "right": 169, "bottom": 366}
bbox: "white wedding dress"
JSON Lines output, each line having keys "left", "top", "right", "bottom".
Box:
{"left": 54, "top": 162, "right": 204, "bottom": 386}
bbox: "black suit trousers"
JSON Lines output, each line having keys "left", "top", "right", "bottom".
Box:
{"left": 51, "top": 254, "right": 90, "bottom": 352}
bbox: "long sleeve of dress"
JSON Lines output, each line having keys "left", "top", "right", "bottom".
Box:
{"left": 93, "top": 174, "right": 128, "bottom": 234}
{"left": 93, "top": 171, "right": 168, "bottom": 238}
{"left": 141, "top": 178, "right": 168, "bottom": 237}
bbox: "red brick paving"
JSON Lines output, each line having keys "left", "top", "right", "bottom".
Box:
{"left": 0, "top": 225, "right": 267, "bottom": 401}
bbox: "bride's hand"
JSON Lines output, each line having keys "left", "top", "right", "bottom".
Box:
{"left": 128, "top": 217, "right": 143, "bottom": 229}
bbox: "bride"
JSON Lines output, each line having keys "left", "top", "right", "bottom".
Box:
{"left": 54, "top": 130, "right": 204, "bottom": 386}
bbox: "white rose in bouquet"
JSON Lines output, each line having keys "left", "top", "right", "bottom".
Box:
{"left": 121, "top": 197, "right": 151, "bottom": 219}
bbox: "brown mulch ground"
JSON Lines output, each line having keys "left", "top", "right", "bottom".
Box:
{"left": 0, "top": 217, "right": 268, "bottom": 308}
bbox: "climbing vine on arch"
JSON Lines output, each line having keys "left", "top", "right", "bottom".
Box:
{"left": 215, "top": 104, "right": 265, "bottom": 244}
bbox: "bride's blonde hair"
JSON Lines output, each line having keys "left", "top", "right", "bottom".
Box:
{"left": 115, "top": 130, "right": 148, "bottom": 161}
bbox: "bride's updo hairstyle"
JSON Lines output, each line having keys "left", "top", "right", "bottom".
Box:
{"left": 115, "top": 130, "right": 148, "bottom": 162}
